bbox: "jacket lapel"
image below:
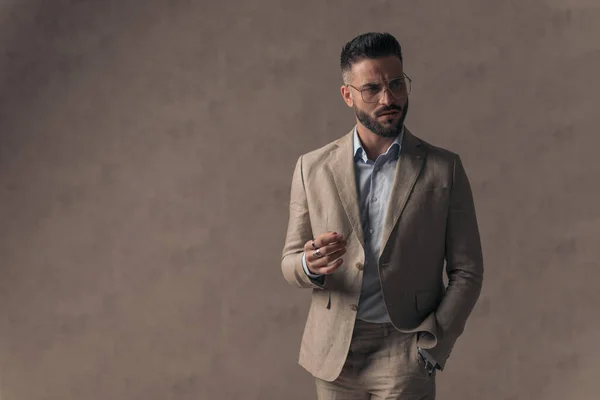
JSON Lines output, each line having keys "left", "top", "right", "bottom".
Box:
{"left": 328, "top": 129, "right": 365, "bottom": 250}
{"left": 379, "top": 128, "right": 425, "bottom": 260}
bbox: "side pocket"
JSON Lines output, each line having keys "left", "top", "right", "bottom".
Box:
{"left": 312, "top": 289, "right": 330, "bottom": 309}
{"left": 412, "top": 334, "right": 435, "bottom": 380}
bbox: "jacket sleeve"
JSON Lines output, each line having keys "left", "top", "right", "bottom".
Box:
{"left": 429, "top": 154, "right": 484, "bottom": 369}
{"left": 281, "top": 155, "right": 327, "bottom": 289}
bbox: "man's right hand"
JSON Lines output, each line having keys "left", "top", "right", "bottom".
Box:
{"left": 303, "top": 232, "right": 347, "bottom": 275}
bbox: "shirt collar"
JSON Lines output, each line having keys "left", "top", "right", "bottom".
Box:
{"left": 353, "top": 125, "right": 404, "bottom": 162}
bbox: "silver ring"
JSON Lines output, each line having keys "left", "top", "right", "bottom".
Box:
{"left": 314, "top": 248, "right": 322, "bottom": 258}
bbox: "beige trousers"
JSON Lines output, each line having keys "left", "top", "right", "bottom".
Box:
{"left": 315, "top": 320, "right": 436, "bottom": 400}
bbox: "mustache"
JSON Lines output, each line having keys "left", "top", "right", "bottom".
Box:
{"left": 375, "top": 105, "right": 403, "bottom": 116}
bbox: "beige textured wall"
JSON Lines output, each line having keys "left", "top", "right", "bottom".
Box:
{"left": 1, "top": 1, "right": 599, "bottom": 399}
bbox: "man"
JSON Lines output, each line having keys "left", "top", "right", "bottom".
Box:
{"left": 280, "top": 32, "right": 484, "bottom": 399}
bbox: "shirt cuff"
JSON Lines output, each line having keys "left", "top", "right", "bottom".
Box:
{"left": 302, "top": 252, "right": 323, "bottom": 278}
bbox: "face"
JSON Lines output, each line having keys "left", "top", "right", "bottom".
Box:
{"left": 341, "top": 55, "right": 409, "bottom": 138}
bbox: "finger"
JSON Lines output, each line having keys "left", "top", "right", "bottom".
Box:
{"left": 308, "top": 242, "right": 346, "bottom": 265}
{"left": 306, "top": 248, "right": 328, "bottom": 265}
{"left": 320, "top": 258, "right": 344, "bottom": 275}
{"left": 305, "top": 232, "right": 345, "bottom": 251}
{"left": 307, "top": 245, "right": 344, "bottom": 263}
{"left": 307, "top": 247, "right": 346, "bottom": 270}
{"left": 316, "top": 231, "right": 344, "bottom": 247}
{"left": 304, "top": 239, "right": 317, "bottom": 252}
{"left": 322, "top": 247, "right": 346, "bottom": 264}
{"left": 320, "top": 240, "right": 347, "bottom": 255}
{"left": 309, "top": 256, "right": 343, "bottom": 275}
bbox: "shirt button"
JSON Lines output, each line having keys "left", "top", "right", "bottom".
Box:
{"left": 350, "top": 304, "right": 358, "bottom": 311}
{"left": 355, "top": 262, "right": 364, "bottom": 270}
{"left": 372, "top": 197, "right": 378, "bottom": 202}
{"left": 369, "top": 229, "right": 374, "bottom": 234}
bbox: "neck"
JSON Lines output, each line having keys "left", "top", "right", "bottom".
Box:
{"left": 356, "top": 123, "right": 399, "bottom": 161}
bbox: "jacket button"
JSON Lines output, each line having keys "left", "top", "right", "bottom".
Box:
{"left": 350, "top": 304, "right": 358, "bottom": 311}
{"left": 355, "top": 262, "right": 363, "bottom": 270}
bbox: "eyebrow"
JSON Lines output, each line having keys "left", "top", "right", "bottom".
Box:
{"left": 360, "top": 76, "right": 404, "bottom": 87}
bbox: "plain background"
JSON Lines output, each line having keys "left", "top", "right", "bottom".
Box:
{"left": 1, "top": 0, "right": 599, "bottom": 399}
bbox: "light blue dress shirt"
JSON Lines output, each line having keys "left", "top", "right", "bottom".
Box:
{"left": 301, "top": 124, "right": 438, "bottom": 367}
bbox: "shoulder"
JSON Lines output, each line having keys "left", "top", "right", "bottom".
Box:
{"left": 295, "top": 130, "right": 351, "bottom": 171}
{"left": 301, "top": 140, "right": 340, "bottom": 165}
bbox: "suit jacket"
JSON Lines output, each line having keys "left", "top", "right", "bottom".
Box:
{"left": 280, "top": 127, "right": 484, "bottom": 382}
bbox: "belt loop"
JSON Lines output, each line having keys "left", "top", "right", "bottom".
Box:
{"left": 383, "top": 324, "right": 388, "bottom": 337}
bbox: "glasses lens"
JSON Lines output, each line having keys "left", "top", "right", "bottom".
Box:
{"left": 361, "top": 87, "right": 379, "bottom": 103}
{"left": 390, "top": 76, "right": 411, "bottom": 96}
{"left": 360, "top": 76, "right": 411, "bottom": 103}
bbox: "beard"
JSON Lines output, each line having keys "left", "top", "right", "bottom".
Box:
{"left": 353, "top": 98, "right": 409, "bottom": 138}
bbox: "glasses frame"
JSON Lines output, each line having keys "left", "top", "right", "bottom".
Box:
{"left": 346, "top": 73, "right": 412, "bottom": 103}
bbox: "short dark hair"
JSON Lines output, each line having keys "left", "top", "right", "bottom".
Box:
{"left": 340, "top": 32, "right": 403, "bottom": 83}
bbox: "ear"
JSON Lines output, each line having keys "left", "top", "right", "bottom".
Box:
{"left": 340, "top": 85, "right": 354, "bottom": 108}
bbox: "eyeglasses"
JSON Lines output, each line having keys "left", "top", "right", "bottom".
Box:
{"left": 346, "top": 73, "right": 412, "bottom": 103}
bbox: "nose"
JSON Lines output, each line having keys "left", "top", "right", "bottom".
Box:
{"left": 378, "top": 88, "right": 394, "bottom": 106}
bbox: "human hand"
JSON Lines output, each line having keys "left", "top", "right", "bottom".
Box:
{"left": 303, "top": 232, "right": 347, "bottom": 275}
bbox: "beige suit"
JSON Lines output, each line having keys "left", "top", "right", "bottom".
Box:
{"left": 281, "top": 127, "right": 484, "bottom": 382}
